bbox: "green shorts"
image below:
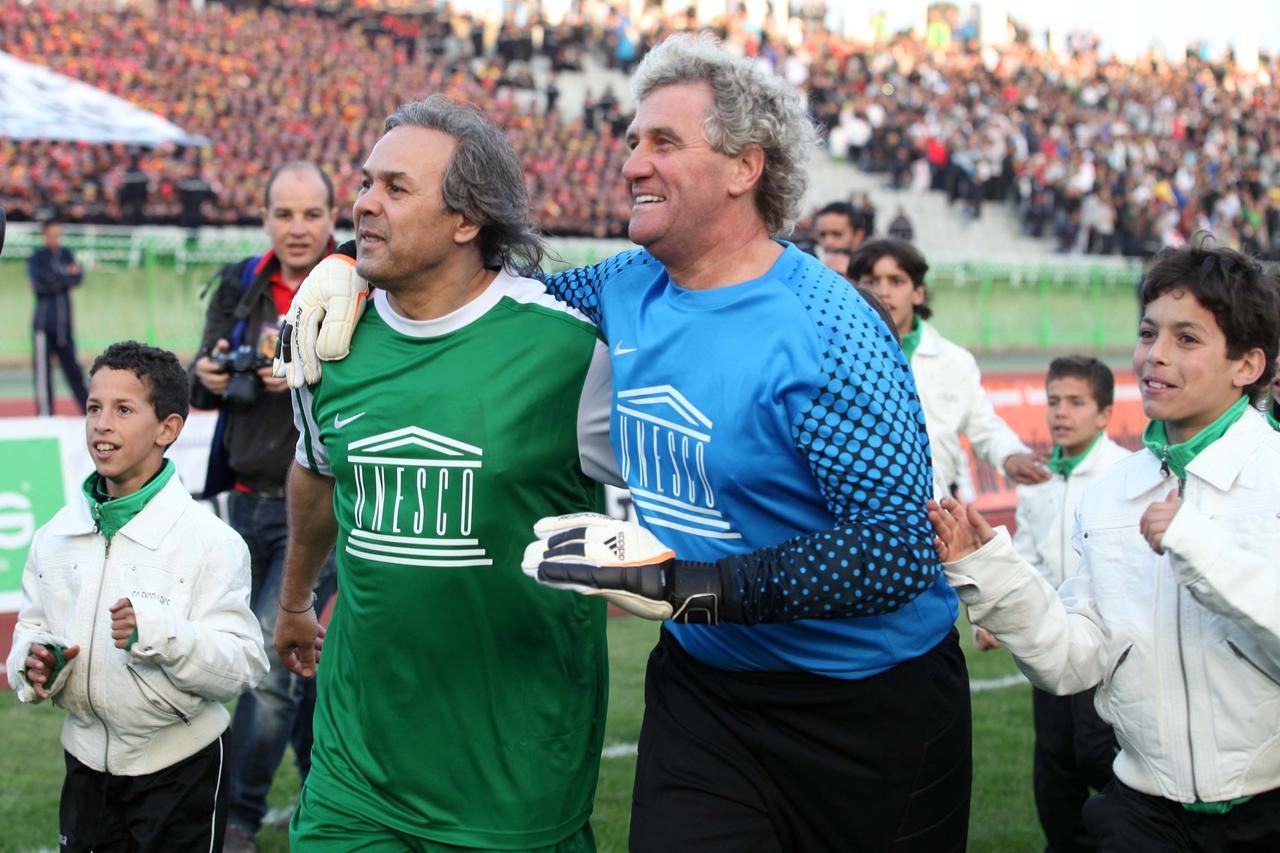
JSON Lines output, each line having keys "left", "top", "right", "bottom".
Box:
{"left": 289, "top": 784, "right": 597, "bottom": 853}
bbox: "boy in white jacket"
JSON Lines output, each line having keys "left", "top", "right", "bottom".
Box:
{"left": 7, "top": 341, "right": 268, "bottom": 853}
{"left": 930, "top": 244, "right": 1280, "bottom": 851}
{"left": 849, "top": 238, "right": 1049, "bottom": 498}
{"left": 997, "top": 356, "right": 1131, "bottom": 852}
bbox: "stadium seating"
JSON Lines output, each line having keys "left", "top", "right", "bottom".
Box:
{"left": 0, "top": 1, "right": 1277, "bottom": 256}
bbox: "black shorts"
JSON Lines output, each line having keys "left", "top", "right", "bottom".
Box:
{"left": 1084, "top": 778, "right": 1280, "bottom": 852}
{"left": 59, "top": 730, "right": 229, "bottom": 853}
{"left": 630, "top": 628, "right": 971, "bottom": 852}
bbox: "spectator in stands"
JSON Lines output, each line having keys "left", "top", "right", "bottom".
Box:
{"left": 3, "top": 1, "right": 1279, "bottom": 256}
{"left": 190, "top": 161, "right": 339, "bottom": 853}
{"left": 850, "top": 238, "right": 1049, "bottom": 496}
{"left": 28, "top": 219, "right": 89, "bottom": 416}
{"left": 888, "top": 206, "right": 914, "bottom": 241}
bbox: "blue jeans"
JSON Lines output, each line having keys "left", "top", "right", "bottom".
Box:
{"left": 224, "top": 490, "right": 337, "bottom": 834}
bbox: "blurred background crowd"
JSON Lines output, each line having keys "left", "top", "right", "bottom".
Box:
{"left": 1, "top": 0, "right": 1279, "bottom": 256}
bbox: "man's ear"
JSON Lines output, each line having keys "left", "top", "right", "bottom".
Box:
{"left": 727, "top": 144, "right": 766, "bottom": 199}
{"left": 156, "top": 414, "right": 185, "bottom": 450}
{"left": 1233, "top": 347, "right": 1267, "bottom": 390}
{"left": 452, "top": 213, "right": 482, "bottom": 247}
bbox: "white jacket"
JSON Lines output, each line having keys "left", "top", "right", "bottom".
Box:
{"left": 911, "top": 322, "right": 1029, "bottom": 498}
{"left": 6, "top": 476, "right": 268, "bottom": 776}
{"left": 945, "top": 409, "right": 1280, "bottom": 804}
{"left": 1012, "top": 434, "right": 1133, "bottom": 588}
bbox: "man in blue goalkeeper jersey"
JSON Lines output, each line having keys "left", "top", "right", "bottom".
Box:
{"left": 278, "top": 33, "right": 969, "bottom": 853}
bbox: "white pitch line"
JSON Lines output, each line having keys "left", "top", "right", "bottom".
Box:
{"left": 600, "top": 672, "right": 1028, "bottom": 759}
{"left": 970, "top": 673, "right": 1029, "bottom": 692}
{"left": 603, "top": 743, "right": 639, "bottom": 759}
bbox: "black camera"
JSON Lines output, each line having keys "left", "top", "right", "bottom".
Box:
{"left": 210, "top": 343, "right": 271, "bottom": 411}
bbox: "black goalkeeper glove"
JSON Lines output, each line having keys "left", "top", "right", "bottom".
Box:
{"left": 521, "top": 513, "right": 723, "bottom": 624}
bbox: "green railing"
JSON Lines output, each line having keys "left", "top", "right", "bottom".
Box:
{"left": 0, "top": 228, "right": 1145, "bottom": 363}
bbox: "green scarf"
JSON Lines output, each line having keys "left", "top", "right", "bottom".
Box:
{"left": 81, "top": 459, "right": 175, "bottom": 541}
{"left": 1046, "top": 432, "right": 1103, "bottom": 478}
{"left": 1141, "top": 395, "right": 1250, "bottom": 480}
{"left": 1267, "top": 408, "right": 1280, "bottom": 432}
{"left": 901, "top": 317, "right": 923, "bottom": 361}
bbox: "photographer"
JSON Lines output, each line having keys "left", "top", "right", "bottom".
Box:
{"left": 191, "top": 161, "right": 337, "bottom": 853}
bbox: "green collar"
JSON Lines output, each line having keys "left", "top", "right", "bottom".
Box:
{"left": 1268, "top": 407, "right": 1280, "bottom": 432}
{"left": 1047, "top": 432, "right": 1103, "bottom": 478}
{"left": 1141, "top": 396, "right": 1249, "bottom": 480}
{"left": 81, "top": 460, "right": 175, "bottom": 540}
{"left": 901, "top": 317, "right": 923, "bottom": 361}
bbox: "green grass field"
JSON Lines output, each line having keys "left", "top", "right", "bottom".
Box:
{"left": 0, "top": 615, "right": 1042, "bottom": 853}
{"left": 0, "top": 257, "right": 1140, "bottom": 366}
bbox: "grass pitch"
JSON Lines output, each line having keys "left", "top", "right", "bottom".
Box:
{"left": 0, "top": 615, "right": 1042, "bottom": 852}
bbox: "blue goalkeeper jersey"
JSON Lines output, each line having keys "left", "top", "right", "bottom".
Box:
{"left": 543, "top": 243, "right": 958, "bottom": 679}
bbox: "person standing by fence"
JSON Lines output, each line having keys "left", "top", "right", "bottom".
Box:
{"left": 28, "top": 219, "right": 90, "bottom": 416}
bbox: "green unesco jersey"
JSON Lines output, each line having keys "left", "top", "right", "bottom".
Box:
{"left": 292, "top": 273, "right": 618, "bottom": 848}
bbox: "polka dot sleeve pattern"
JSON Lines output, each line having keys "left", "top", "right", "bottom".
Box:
{"left": 715, "top": 283, "right": 942, "bottom": 624}
{"left": 534, "top": 249, "right": 655, "bottom": 327}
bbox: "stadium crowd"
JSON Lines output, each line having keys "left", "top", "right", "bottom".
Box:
{"left": 2, "top": 0, "right": 1280, "bottom": 256}
{"left": 0, "top": 0, "right": 633, "bottom": 236}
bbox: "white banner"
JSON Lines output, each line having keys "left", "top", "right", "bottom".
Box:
{"left": 0, "top": 50, "right": 208, "bottom": 147}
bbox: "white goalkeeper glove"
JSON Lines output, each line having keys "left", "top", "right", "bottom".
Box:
{"left": 273, "top": 245, "right": 368, "bottom": 388}
{"left": 521, "top": 513, "right": 723, "bottom": 624}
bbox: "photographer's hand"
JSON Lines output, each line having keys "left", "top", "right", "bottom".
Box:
{"left": 258, "top": 366, "right": 288, "bottom": 393}
{"left": 195, "top": 338, "right": 231, "bottom": 395}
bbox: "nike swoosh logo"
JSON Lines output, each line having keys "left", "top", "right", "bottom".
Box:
{"left": 613, "top": 340, "right": 638, "bottom": 356}
{"left": 334, "top": 412, "right": 366, "bottom": 430}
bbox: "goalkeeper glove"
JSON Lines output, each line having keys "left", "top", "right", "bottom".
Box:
{"left": 274, "top": 241, "right": 368, "bottom": 387}
{"left": 521, "top": 513, "right": 724, "bottom": 624}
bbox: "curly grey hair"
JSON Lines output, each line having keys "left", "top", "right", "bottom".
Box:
{"left": 385, "top": 95, "right": 544, "bottom": 272}
{"left": 631, "top": 33, "right": 818, "bottom": 237}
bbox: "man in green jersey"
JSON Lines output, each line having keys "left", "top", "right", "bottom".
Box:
{"left": 273, "top": 96, "right": 619, "bottom": 851}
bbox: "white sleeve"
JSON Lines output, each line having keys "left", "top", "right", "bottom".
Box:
{"left": 1163, "top": 502, "right": 1280, "bottom": 666}
{"left": 577, "top": 339, "right": 624, "bottom": 487}
{"left": 6, "top": 535, "right": 76, "bottom": 704}
{"left": 945, "top": 525, "right": 1107, "bottom": 695}
{"left": 1011, "top": 487, "right": 1045, "bottom": 580}
{"left": 958, "top": 360, "right": 1030, "bottom": 471}
{"left": 292, "top": 384, "right": 330, "bottom": 477}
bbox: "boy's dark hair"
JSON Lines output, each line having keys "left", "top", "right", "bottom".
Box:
{"left": 90, "top": 341, "right": 190, "bottom": 422}
{"left": 1139, "top": 242, "right": 1280, "bottom": 401}
{"left": 848, "top": 238, "right": 933, "bottom": 320}
{"left": 816, "top": 201, "right": 866, "bottom": 235}
{"left": 1047, "top": 355, "right": 1115, "bottom": 410}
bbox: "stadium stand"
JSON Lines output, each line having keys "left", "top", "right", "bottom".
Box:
{"left": 1, "top": 1, "right": 1277, "bottom": 255}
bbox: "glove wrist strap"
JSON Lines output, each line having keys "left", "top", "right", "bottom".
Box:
{"left": 668, "top": 562, "right": 723, "bottom": 625}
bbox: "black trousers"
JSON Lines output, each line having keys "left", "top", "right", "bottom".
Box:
{"left": 1084, "top": 778, "right": 1280, "bottom": 852}
{"left": 33, "top": 328, "right": 89, "bottom": 416}
{"left": 630, "top": 628, "right": 972, "bottom": 853}
{"left": 59, "top": 731, "right": 229, "bottom": 853}
{"left": 1033, "top": 686, "right": 1118, "bottom": 852}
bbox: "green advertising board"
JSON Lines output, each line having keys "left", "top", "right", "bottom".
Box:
{"left": 0, "top": 437, "right": 65, "bottom": 594}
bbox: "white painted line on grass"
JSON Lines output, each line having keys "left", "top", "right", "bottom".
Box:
{"left": 970, "top": 673, "right": 1028, "bottom": 691}
{"left": 603, "top": 743, "right": 639, "bottom": 759}
{"left": 600, "top": 672, "right": 1028, "bottom": 759}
